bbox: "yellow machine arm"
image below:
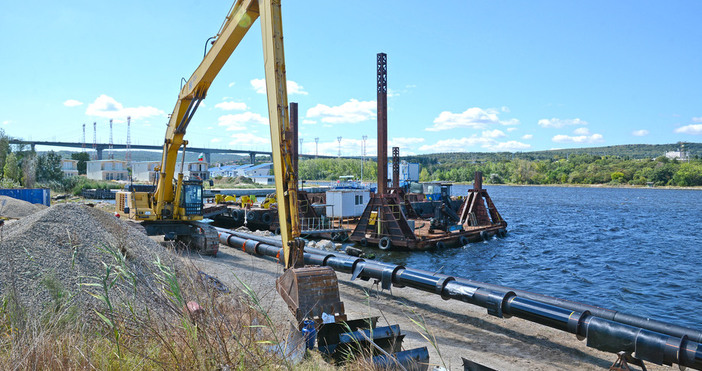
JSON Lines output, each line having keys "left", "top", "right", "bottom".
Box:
{"left": 152, "top": 0, "right": 302, "bottom": 268}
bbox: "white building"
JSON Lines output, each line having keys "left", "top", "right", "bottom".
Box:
{"left": 325, "top": 189, "right": 370, "bottom": 218}
{"left": 131, "top": 161, "right": 160, "bottom": 182}
{"left": 87, "top": 160, "right": 128, "bottom": 181}
{"left": 60, "top": 159, "right": 79, "bottom": 177}
{"left": 242, "top": 163, "right": 274, "bottom": 184}
{"left": 207, "top": 162, "right": 274, "bottom": 184}
{"left": 387, "top": 161, "right": 420, "bottom": 185}
{"left": 665, "top": 151, "right": 689, "bottom": 161}
{"left": 184, "top": 161, "right": 209, "bottom": 181}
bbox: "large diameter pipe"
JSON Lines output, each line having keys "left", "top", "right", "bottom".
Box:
{"left": 216, "top": 228, "right": 702, "bottom": 343}
{"left": 215, "top": 228, "right": 702, "bottom": 369}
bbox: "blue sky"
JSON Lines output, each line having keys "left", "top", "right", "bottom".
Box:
{"left": 2, "top": 1, "right": 701, "bottom": 157}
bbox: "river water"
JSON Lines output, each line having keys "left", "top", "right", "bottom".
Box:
{"left": 368, "top": 185, "right": 702, "bottom": 330}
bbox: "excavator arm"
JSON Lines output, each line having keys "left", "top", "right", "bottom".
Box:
{"left": 148, "top": 0, "right": 301, "bottom": 267}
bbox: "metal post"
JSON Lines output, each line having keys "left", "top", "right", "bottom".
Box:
{"left": 361, "top": 135, "right": 367, "bottom": 182}
{"left": 392, "top": 146, "right": 399, "bottom": 189}
{"left": 314, "top": 137, "right": 319, "bottom": 158}
{"left": 376, "top": 53, "right": 388, "bottom": 195}
{"left": 337, "top": 136, "right": 342, "bottom": 157}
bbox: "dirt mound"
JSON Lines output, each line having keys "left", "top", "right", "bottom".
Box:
{"left": 0, "top": 195, "right": 47, "bottom": 219}
{"left": 0, "top": 203, "right": 180, "bottom": 318}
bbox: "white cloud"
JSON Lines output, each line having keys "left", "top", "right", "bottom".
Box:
{"left": 302, "top": 119, "right": 317, "bottom": 125}
{"left": 552, "top": 133, "right": 604, "bottom": 143}
{"left": 228, "top": 82, "right": 236, "bottom": 88}
{"left": 63, "top": 99, "right": 83, "bottom": 107}
{"left": 227, "top": 132, "right": 270, "bottom": 147}
{"left": 426, "top": 107, "right": 519, "bottom": 132}
{"left": 2, "top": 120, "right": 10, "bottom": 125}
{"left": 507, "top": 127, "right": 518, "bottom": 132}
{"left": 485, "top": 141, "right": 531, "bottom": 152}
{"left": 573, "top": 127, "right": 590, "bottom": 135}
{"left": 632, "top": 129, "right": 649, "bottom": 136}
{"left": 522, "top": 134, "right": 533, "bottom": 140}
{"left": 481, "top": 129, "right": 506, "bottom": 139}
{"left": 211, "top": 138, "right": 222, "bottom": 143}
{"left": 217, "top": 112, "right": 268, "bottom": 131}
{"left": 85, "top": 94, "right": 164, "bottom": 122}
{"left": 418, "top": 136, "right": 529, "bottom": 153}
{"left": 390, "top": 137, "right": 425, "bottom": 148}
{"left": 674, "top": 124, "right": 702, "bottom": 135}
{"left": 306, "top": 99, "right": 376, "bottom": 124}
{"left": 538, "top": 118, "right": 588, "bottom": 128}
{"left": 250, "top": 78, "right": 308, "bottom": 95}
{"left": 692, "top": 117, "right": 702, "bottom": 123}
{"left": 501, "top": 106, "right": 510, "bottom": 113}
{"left": 215, "top": 101, "right": 247, "bottom": 111}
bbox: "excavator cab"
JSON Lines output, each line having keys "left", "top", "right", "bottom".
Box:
{"left": 181, "top": 180, "right": 203, "bottom": 216}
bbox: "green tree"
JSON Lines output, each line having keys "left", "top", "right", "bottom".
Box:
{"left": 672, "top": 163, "right": 702, "bottom": 186}
{"left": 0, "top": 129, "right": 9, "bottom": 178}
{"left": 3, "top": 152, "right": 21, "bottom": 182}
{"left": 610, "top": 171, "right": 625, "bottom": 183}
{"left": 36, "top": 151, "right": 64, "bottom": 182}
{"left": 71, "top": 152, "right": 90, "bottom": 175}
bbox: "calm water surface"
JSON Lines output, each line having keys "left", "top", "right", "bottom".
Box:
{"left": 367, "top": 185, "right": 702, "bottom": 330}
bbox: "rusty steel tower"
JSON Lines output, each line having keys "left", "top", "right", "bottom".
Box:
{"left": 376, "top": 52, "right": 388, "bottom": 194}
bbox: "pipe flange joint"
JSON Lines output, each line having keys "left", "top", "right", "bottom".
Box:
{"left": 567, "top": 310, "right": 589, "bottom": 338}
{"left": 243, "top": 240, "right": 259, "bottom": 255}
{"left": 436, "top": 276, "right": 455, "bottom": 300}
{"left": 486, "top": 290, "right": 515, "bottom": 318}
{"left": 391, "top": 265, "right": 405, "bottom": 288}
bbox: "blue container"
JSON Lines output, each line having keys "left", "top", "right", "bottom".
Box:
{"left": 301, "top": 320, "right": 316, "bottom": 350}
{"left": 0, "top": 188, "right": 50, "bottom": 206}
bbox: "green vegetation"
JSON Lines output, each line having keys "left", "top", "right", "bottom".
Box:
{"left": 0, "top": 246, "right": 320, "bottom": 370}
{"left": 299, "top": 151, "right": 702, "bottom": 187}
{"left": 299, "top": 158, "right": 377, "bottom": 181}
{"left": 70, "top": 152, "right": 90, "bottom": 175}
{"left": 414, "top": 154, "right": 702, "bottom": 186}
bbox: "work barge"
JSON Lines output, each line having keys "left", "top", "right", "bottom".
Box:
{"left": 205, "top": 53, "right": 507, "bottom": 251}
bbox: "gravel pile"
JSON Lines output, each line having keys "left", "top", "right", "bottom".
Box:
{"left": 0, "top": 195, "right": 47, "bottom": 219}
{"left": 0, "top": 203, "right": 180, "bottom": 318}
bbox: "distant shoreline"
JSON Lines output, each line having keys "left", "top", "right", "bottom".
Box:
{"left": 458, "top": 182, "right": 702, "bottom": 190}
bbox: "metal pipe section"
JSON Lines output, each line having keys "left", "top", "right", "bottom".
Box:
{"left": 215, "top": 228, "right": 702, "bottom": 369}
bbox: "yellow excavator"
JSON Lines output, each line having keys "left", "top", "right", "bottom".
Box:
{"left": 116, "top": 0, "right": 339, "bottom": 318}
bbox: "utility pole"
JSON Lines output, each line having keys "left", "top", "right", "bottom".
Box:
{"left": 126, "top": 116, "right": 132, "bottom": 167}
{"left": 82, "top": 123, "right": 86, "bottom": 152}
{"left": 314, "top": 137, "right": 319, "bottom": 158}
{"left": 92, "top": 122, "right": 97, "bottom": 160}
{"left": 108, "top": 119, "right": 114, "bottom": 160}
{"left": 361, "top": 135, "right": 367, "bottom": 182}
{"left": 337, "top": 136, "right": 342, "bottom": 157}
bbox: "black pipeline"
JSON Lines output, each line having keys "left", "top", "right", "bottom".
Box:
{"left": 215, "top": 228, "right": 702, "bottom": 370}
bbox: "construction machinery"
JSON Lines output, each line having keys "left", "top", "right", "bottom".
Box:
{"left": 115, "top": 0, "right": 343, "bottom": 323}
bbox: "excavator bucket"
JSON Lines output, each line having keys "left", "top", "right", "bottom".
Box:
{"left": 276, "top": 266, "right": 346, "bottom": 326}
